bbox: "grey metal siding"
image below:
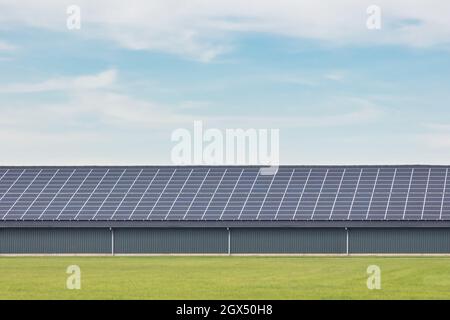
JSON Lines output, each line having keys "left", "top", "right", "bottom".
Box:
{"left": 231, "top": 228, "right": 346, "bottom": 253}
{"left": 349, "top": 228, "right": 450, "bottom": 253}
{"left": 0, "top": 228, "right": 111, "bottom": 254}
{"left": 114, "top": 228, "right": 228, "bottom": 254}
{"left": 1, "top": 227, "right": 450, "bottom": 254}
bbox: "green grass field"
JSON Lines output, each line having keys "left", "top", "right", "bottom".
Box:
{"left": 0, "top": 256, "right": 449, "bottom": 299}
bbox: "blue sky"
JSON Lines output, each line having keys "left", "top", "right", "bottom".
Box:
{"left": 0, "top": 0, "right": 450, "bottom": 165}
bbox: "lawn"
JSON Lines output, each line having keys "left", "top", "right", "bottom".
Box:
{"left": 0, "top": 256, "right": 449, "bottom": 299}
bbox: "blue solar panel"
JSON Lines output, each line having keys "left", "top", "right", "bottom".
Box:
{"left": 0, "top": 166, "right": 450, "bottom": 221}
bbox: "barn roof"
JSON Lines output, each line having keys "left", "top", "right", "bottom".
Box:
{"left": 0, "top": 165, "right": 449, "bottom": 227}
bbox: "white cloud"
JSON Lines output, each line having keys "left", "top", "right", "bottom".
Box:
{"left": 419, "top": 123, "right": 450, "bottom": 149}
{"left": 422, "top": 123, "right": 450, "bottom": 132}
{"left": 268, "top": 75, "right": 318, "bottom": 86}
{"left": 0, "top": 69, "right": 383, "bottom": 164}
{"left": 0, "top": 89, "right": 381, "bottom": 132}
{"left": 68, "top": 91, "right": 191, "bottom": 127}
{"left": 0, "top": 69, "right": 193, "bottom": 137}
{"left": 0, "top": 69, "right": 382, "bottom": 129}
{"left": 212, "top": 98, "right": 382, "bottom": 128}
{"left": 0, "top": 92, "right": 192, "bottom": 131}
{"left": 0, "top": 40, "right": 16, "bottom": 51}
{"left": 0, "top": 84, "right": 194, "bottom": 165}
{"left": 324, "top": 72, "right": 345, "bottom": 81}
{"left": 419, "top": 133, "right": 450, "bottom": 149}
{"left": 0, "top": 1, "right": 449, "bottom": 61}
{"left": 0, "top": 69, "right": 117, "bottom": 93}
{"left": 178, "top": 100, "right": 212, "bottom": 110}
{"left": 0, "top": 96, "right": 383, "bottom": 164}
{"left": 264, "top": 70, "right": 347, "bottom": 87}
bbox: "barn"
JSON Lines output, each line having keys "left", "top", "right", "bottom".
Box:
{"left": 0, "top": 165, "right": 450, "bottom": 255}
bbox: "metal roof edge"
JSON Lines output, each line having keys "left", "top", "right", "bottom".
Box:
{"left": 0, "top": 164, "right": 449, "bottom": 169}
{"left": 1, "top": 220, "right": 450, "bottom": 228}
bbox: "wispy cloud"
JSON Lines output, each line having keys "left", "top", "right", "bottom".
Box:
{"left": 422, "top": 123, "right": 450, "bottom": 132}
{"left": 212, "top": 98, "right": 383, "bottom": 128}
{"left": 268, "top": 75, "right": 318, "bottom": 86}
{"left": 0, "top": 68, "right": 383, "bottom": 142}
{"left": 324, "top": 72, "right": 345, "bottom": 81}
{"left": 0, "top": 40, "right": 16, "bottom": 51}
{"left": 0, "top": 69, "right": 117, "bottom": 93}
{"left": 418, "top": 133, "right": 450, "bottom": 149}
{"left": 0, "top": 93, "right": 192, "bottom": 131}
{"left": 1, "top": 1, "right": 449, "bottom": 61}
{"left": 177, "top": 100, "right": 212, "bottom": 110}
{"left": 0, "top": 69, "right": 192, "bottom": 137}
{"left": 266, "top": 70, "right": 347, "bottom": 87}
{"left": 0, "top": 62, "right": 384, "bottom": 165}
{"left": 418, "top": 123, "right": 450, "bottom": 149}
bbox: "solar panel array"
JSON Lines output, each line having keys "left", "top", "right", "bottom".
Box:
{"left": 0, "top": 166, "right": 449, "bottom": 221}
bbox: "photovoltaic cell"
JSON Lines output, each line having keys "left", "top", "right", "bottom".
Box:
{"left": 1, "top": 166, "right": 450, "bottom": 221}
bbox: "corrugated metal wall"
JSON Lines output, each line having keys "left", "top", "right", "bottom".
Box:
{"left": 1, "top": 227, "right": 450, "bottom": 254}
{"left": 231, "top": 228, "right": 346, "bottom": 254}
{"left": 0, "top": 228, "right": 111, "bottom": 254}
{"left": 349, "top": 228, "right": 450, "bottom": 254}
{"left": 114, "top": 228, "right": 228, "bottom": 254}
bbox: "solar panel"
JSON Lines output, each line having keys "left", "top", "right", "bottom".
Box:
{"left": 1, "top": 166, "right": 450, "bottom": 221}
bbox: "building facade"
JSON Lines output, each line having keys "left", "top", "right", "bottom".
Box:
{"left": 0, "top": 165, "right": 449, "bottom": 254}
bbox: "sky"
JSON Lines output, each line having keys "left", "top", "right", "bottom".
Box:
{"left": 0, "top": 0, "right": 450, "bottom": 165}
